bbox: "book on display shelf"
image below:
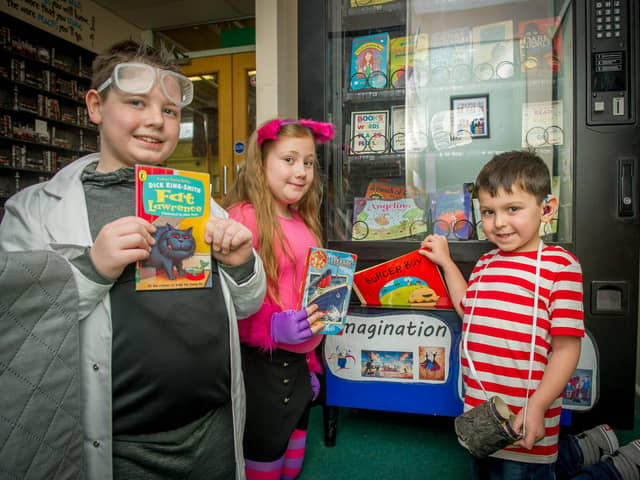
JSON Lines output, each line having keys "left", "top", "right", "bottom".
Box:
{"left": 350, "top": 32, "right": 390, "bottom": 90}
{"left": 472, "top": 20, "right": 515, "bottom": 80}
{"left": 350, "top": 109, "right": 389, "bottom": 154}
{"left": 518, "top": 17, "right": 562, "bottom": 73}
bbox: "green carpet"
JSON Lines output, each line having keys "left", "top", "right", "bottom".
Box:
{"left": 300, "top": 407, "right": 470, "bottom": 479}
{"left": 299, "top": 398, "right": 640, "bottom": 479}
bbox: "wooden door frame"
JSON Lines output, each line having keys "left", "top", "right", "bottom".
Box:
{"left": 231, "top": 51, "right": 256, "bottom": 174}
{"left": 181, "top": 56, "right": 233, "bottom": 201}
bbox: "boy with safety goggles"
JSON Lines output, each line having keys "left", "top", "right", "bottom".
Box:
{"left": 0, "top": 39, "right": 266, "bottom": 479}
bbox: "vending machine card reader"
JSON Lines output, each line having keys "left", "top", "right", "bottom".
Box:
{"left": 588, "top": 0, "right": 635, "bottom": 124}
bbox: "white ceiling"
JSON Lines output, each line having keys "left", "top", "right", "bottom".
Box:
{"left": 92, "top": 0, "right": 255, "bottom": 30}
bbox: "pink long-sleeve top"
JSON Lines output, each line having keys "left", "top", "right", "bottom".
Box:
{"left": 227, "top": 202, "right": 323, "bottom": 372}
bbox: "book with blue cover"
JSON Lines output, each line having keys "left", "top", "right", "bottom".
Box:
{"left": 297, "top": 247, "right": 358, "bottom": 335}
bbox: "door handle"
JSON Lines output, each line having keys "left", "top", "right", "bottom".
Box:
{"left": 618, "top": 157, "right": 635, "bottom": 217}
{"left": 223, "top": 165, "right": 228, "bottom": 195}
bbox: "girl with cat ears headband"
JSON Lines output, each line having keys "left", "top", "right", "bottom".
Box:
{"left": 257, "top": 118, "right": 336, "bottom": 146}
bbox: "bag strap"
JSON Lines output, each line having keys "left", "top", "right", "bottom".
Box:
{"left": 462, "top": 241, "right": 543, "bottom": 439}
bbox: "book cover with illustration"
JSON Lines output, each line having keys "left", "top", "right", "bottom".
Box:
{"left": 472, "top": 20, "right": 514, "bottom": 80}
{"left": 352, "top": 197, "right": 427, "bottom": 241}
{"left": 388, "top": 34, "right": 429, "bottom": 87}
{"left": 350, "top": 0, "right": 394, "bottom": 6}
{"left": 539, "top": 176, "right": 560, "bottom": 236}
{"left": 350, "top": 32, "right": 390, "bottom": 90}
{"left": 518, "top": 17, "right": 562, "bottom": 73}
{"left": 135, "top": 165, "right": 212, "bottom": 291}
{"left": 350, "top": 110, "right": 389, "bottom": 154}
{"left": 365, "top": 178, "right": 407, "bottom": 199}
{"left": 389, "top": 105, "right": 405, "bottom": 152}
{"left": 429, "top": 27, "right": 472, "bottom": 84}
{"left": 297, "top": 247, "right": 358, "bottom": 335}
{"left": 353, "top": 249, "right": 453, "bottom": 309}
{"left": 521, "top": 100, "right": 564, "bottom": 148}
{"left": 430, "top": 188, "right": 473, "bottom": 240}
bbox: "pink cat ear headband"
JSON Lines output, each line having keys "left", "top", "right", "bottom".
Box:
{"left": 257, "top": 119, "right": 336, "bottom": 146}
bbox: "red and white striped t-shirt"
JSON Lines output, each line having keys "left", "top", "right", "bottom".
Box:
{"left": 461, "top": 244, "right": 584, "bottom": 464}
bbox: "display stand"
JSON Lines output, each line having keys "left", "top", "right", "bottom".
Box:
{"left": 322, "top": 306, "right": 600, "bottom": 445}
{"left": 322, "top": 306, "right": 463, "bottom": 445}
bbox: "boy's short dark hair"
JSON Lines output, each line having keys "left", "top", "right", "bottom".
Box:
{"left": 90, "top": 40, "right": 181, "bottom": 91}
{"left": 475, "top": 150, "right": 551, "bottom": 203}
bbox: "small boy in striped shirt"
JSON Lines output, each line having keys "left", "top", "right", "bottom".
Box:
{"left": 421, "top": 150, "right": 583, "bottom": 479}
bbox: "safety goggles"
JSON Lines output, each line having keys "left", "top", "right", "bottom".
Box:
{"left": 97, "top": 62, "right": 194, "bottom": 107}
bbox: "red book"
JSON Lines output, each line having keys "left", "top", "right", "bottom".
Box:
{"left": 353, "top": 249, "right": 453, "bottom": 309}
{"left": 518, "top": 17, "right": 562, "bottom": 73}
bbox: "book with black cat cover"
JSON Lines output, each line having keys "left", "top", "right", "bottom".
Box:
{"left": 134, "top": 165, "right": 212, "bottom": 291}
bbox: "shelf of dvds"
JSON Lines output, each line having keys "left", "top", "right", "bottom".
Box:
{"left": 0, "top": 12, "right": 98, "bottom": 215}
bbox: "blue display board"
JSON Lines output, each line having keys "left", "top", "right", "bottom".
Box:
{"left": 323, "top": 306, "right": 598, "bottom": 421}
{"left": 323, "top": 307, "right": 464, "bottom": 416}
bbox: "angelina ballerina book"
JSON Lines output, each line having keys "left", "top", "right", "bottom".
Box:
{"left": 135, "top": 165, "right": 212, "bottom": 291}
{"left": 352, "top": 249, "right": 453, "bottom": 309}
{"left": 298, "top": 247, "right": 358, "bottom": 335}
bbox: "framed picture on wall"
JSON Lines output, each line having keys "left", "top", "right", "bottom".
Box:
{"left": 450, "top": 94, "right": 490, "bottom": 139}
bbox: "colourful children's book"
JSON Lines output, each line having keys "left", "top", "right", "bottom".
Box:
{"left": 352, "top": 249, "right": 453, "bottom": 309}
{"left": 430, "top": 188, "right": 473, "bottom": 240}
{"left": 350, "top": 110, "right": 389, "bottom": 154}
{"left": 297, "top": 247, "right": 358, "bottom": 335}
{"left": 539, "top": 176, "right": 560, "bottom": 236}
{"left": 352, "top": 197, "right": 427, "bottom": 241}
{"left": 472, "top": 20, "right": 514, "bottom": 80}
{"left": 350, "top": 32, "right": 390, "bottom": 90}
{"left": 365, "top": 178, "right": 407, "bottom": 199}
{"left": 389, "top": 105, "right": 405, "bottom": 152}
{"left": 135, "top": 165, "right": 212, "bottom": 291}
{"left": 388, "top": 34, "right": 429, "bottom": 87}
{"left": 518, "top": 17, "right": 562, "bottom": 73}
{"left": 350, "top": 0, "right": 394, "bottom": 6}
{"left": 429, "top": 27, "right": 472, "bottom": 84}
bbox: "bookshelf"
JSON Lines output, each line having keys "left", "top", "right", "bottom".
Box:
{"left": 0, "top": 12, "right": 98, "bottom": 215}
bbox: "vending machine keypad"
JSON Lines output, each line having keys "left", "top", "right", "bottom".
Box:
{"left": 588, "top": 0, "right": 634, "bottom": 124}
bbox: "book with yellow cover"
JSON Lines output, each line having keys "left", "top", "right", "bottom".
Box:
{"left": 135, "top": 165, "right": 212, "bottom": 291}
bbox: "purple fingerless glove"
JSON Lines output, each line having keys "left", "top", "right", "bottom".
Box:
{"left": 310, "top": 372, "right": 320, "bottom": 401}
{"left": 270, "top": 309, "right": 313, "bottom": 344}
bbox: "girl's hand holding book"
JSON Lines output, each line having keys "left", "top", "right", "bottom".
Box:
{"left": 270, "top": 305, "right": 324, "bottom": 344}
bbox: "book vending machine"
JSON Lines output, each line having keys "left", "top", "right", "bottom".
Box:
{"left": 298, "top": 0, "right": 640, "bottom": 439}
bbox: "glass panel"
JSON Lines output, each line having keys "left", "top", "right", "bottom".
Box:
{"left": 326, "top": 0, "right": 574, "bottom": 244}
{"left": 165, "top": 74, "right": 220, "bottom": 196}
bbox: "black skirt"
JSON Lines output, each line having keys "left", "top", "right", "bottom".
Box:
{"left": 241, "top": 344, "right": 313, "bottom": 461}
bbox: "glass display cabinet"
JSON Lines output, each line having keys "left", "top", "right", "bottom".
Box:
{"left": 299, "top": 0, "right": 640, "bottom": 433}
